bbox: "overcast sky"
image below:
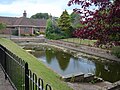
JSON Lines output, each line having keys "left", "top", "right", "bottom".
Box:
{"left": 0, "top": 0, "right": 76, "bottom": 18}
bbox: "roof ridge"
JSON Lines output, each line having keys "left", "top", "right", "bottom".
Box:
{"left": 14, "top": 17, "right": 23, "bottom": 25}
{"left": 29, "top": 18, "right": 36, "bottom": 25}
{"left": 0, "top": 16, "right": 17, "bottom": 18}
{"left": 0, "top": 16, "right": 46, "bottom": 26}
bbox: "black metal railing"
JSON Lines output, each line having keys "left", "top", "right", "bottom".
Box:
{"left": 0, "top": 44, "right": 52, "bottom": 90}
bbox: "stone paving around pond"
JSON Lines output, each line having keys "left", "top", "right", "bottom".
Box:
{"left": 47, "top": 40, "right": 120, "bottom": 62}
{"left": 0, "top": 66, "right": 14, "bottom": 90}
{"left": 67, "top": 81, "right": 120, "bottom": 90}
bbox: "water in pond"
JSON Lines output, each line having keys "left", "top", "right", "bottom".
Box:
{"left": 25, "top": 46, "right": 120, "bottom": 83}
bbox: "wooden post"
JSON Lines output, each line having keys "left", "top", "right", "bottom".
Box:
{"left": 18, "top": 26, "right": 21, "bottom": 37}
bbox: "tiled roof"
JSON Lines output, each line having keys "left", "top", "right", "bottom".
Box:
{"left": 0, "top": 16, "right": 46, "bottom": 27}
{"left": 32, "top": 18, "right": 46, "bottom": 26}
{"left": 0, "top": 16, "right": 17, "bottom": 25}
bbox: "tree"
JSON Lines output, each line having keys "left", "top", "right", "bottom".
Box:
{"left": 68, "top": 0, "right": 120, "bottom": 47}
{"left": 0, "top": 23, "right": 6, "bottom": 30}
{"left": 31, "top": 13, "right": 49, "bottom": 19}
{"left": 45, "top": 18, "right": 54, "bottom": 38}
{"left": 58, "top": 10, "right": 73, "bottom": 38}
{"left": 70, "top": 12, "right": 83, "bottom": 29}
{"left": 45, "top": 17, "right": 63, "bottom": 39}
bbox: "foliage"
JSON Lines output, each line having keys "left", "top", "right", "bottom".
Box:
{"left": 0, "top": 23, "right": 6, "bottom": 30}
{"left": 70, "top": 75, "right": 75, "bottom": 82}
{"left": 31, "top": 13, "right": 49, "bottom": 19}
{"left": 35, "top": 31, "right": 40, "bottom": 35}
{"left": 58, "top": 10, "right": 73, "bottom": 38}
{"left": 68, "top": 0, "right": 120, "bottom": 46}
{"left": 39, "top": 31, "right": 45, "bottom": 35}
{"left": 70, "top": 12, "right": 83, "bottom": 29}
{"left": 111, "top": 46, "right": 120, "bottom": 58}
{"left": 30, "top": 34, "right": 35, "bottom": 36}
{"left": 49, "top": 33, "right": 66, "bottom": 40}
{"left": 46, "top": 10, "right": 83, "bottom": 39}
{"left": 45, "top": 17, "right": 67, "bottom": 40}
{"left": 21, "top": 34, "right": 30, "bottom": 36}
{"left": 45, "top": 18, "right": 54, "bottom": 38}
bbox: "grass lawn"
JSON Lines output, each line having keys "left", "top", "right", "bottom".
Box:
{"left": 62, "top": 38, "right": 97, "bottom": 46}
{"left": 0, "top": 38, "right": 72, "bottom": 90}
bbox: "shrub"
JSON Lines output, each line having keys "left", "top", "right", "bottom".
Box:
{"left": 111, "top": 46, "right": 120, "bottom": 58}
{"left": 21, "top": 34, "right": 30, "bottom": 36}
{"left": 24, "top": 34, "right": 30, "bottom": 36}
{"left": 47, "top": 33, "right": 66, "bottom": 40}
{"left": 21, "top": 34, "right": 25, "bottom": 36}
{"left": 40, "top": 31, "right": 45, "bottom": 35}
{"left": 70, "top": 75, "right": 75, "bottom": 82}
{"left": 35, "top": 31, "right": 40, "bottom": 35}
{"left": 30, "top": 34, "right": 35, "bottom": 36}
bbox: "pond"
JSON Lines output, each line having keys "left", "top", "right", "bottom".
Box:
{"left": 24, "top": 45, "right": 120, "bottom": 83}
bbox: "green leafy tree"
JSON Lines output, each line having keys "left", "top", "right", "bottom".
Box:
{"left": 0, "top": 23, "right": 6, "bottom": 30}
{"left": 31, "top": 13, "right": 49, "bottom": 19}
{"left": 70, "top": 12, "right": 83, "bottom": 29}
{"left": 45, "top": 18, "right": 54, "bottom": 38}
{"left": 45, "top": 18, "right": 65, "bottom": 40}
{"left": 58, "top": 10, "right": 73, "bottom": 38}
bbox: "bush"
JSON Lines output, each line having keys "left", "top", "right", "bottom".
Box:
{"left": 35, "top": 31, "right": 40, "bottom": 35}
{"left": 46, "top": 33, "right": 66, "bottom": 40}
{"left": 111, "top": 46, "right": 120, "bottom": 58}
{"left": 21, "top": 34, "right": 30, "bottom": 36}
{"left": 40, "top": 31, "right": 45, "bottom": 35}
{"left": 24, "top": 34, "right": 30, "bottom": 36}
{"left": 30, "top": 34, "right": 35, "bottom": 36}
{"left": 21, "top": 34, "right": 25, "bottom": 36}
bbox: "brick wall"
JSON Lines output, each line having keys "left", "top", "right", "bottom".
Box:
{"left": 0, "top": 28, "right": 11, "bottom": 34}
{"left": 20, "top": 27, "right": 32, "bottom": 34}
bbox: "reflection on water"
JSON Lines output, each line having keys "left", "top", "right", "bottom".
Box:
{"left": 27, "top": 46, "right": 120, "bottom": 83}
{"left": 30, "top": 48, "right": 95, "bottom": 75}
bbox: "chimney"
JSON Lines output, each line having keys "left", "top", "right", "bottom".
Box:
{"left": 23, "top": 10, "right": 27, "bottom": 18}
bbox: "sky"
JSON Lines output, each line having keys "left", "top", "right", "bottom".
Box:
{"left": 0, "top": 0, "right": 76, "bottom": 18}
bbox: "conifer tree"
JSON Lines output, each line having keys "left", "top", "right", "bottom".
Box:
{"left": 58, "top": 10, "right": 73, "bottom": 38}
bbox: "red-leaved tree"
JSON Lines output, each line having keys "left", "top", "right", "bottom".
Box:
{"left": 68, "top": 0, "right": 120, "bottom": 47}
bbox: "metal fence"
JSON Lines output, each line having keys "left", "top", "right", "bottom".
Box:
{"left": 0, "top": 45, "right": 52, "bottom": 90}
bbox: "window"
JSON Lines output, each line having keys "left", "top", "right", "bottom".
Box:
{"left": 24, "top": 27, "right": 29, "bottom": 33}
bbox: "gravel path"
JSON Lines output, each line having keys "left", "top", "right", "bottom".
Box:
{"left": 0, "top": 66, "right": 14, "bottom": 90}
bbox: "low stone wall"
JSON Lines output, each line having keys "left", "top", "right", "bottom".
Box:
{"left": 11, "top": 37, "right": 45, "bottom": 43}
{"left": 106, "top": 81, "right": 120, "bottom": 90}
{"left": 47, "top": 40, "right": 120, "bottom": 62}
{"left": 48, "top": 40, "right": 77, "bottom": 48}
{"left": 62, "top": 73, "right": 97, "bottom": 83}
{"left": 62, "top": 73, "right": 84, "bottom": 82}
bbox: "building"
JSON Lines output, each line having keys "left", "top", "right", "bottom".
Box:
{"left": 0, "top": 11, "right": 46, "bottom": 36}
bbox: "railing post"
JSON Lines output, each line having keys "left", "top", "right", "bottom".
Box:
{"left": 4, "top": 47, "right": 7, "bottom": 79}
{"left": 0, "top": 45, "right": 1, "bottom": 64}
{"left": 25, "top": 62, "right": 29, "bottom": 90}
{"left": 46, "top": 84, "right": 52, "bottom": 90}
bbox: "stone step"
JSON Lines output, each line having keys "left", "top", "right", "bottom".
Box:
{"left": 62, "top": 72, "right": 84, "bottom": 82}
{"left": 62, "top": 73, "right": 99, "bottom": 83}
{"left": 84, "top": 73, "right": 95, "bottom": 82}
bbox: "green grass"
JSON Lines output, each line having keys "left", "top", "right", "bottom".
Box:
{"left": 62, "top": 38, "right": 97, "bottom": 46}
{"left": 0, "top": 38, "right": 72, "bottom": 90}
{"left": 111, "top": 46, "right": 120, "bottom": 58}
